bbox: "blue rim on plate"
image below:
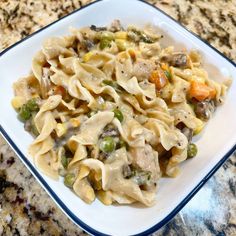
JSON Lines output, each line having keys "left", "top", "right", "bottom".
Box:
{"left": 0, "top": 0, "right": 235, "bottom": 235}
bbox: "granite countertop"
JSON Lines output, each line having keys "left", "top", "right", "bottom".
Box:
{"left": 0, "top": 1, "right": 235, "bottom": 235}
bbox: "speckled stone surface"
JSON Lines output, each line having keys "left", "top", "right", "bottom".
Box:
{"left": 0, "top": 1, "right": 236, "bottom": 235}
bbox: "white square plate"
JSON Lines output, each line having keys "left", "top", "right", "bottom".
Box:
{"left": 0, "top": 0, "right": 236, "bottom": 235}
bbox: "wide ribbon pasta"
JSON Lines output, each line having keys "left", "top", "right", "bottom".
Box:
{"left": 12, "top": 21, "right": 230, "bottom": 206}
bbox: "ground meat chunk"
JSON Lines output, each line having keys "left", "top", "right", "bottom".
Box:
{"left": 176, "top": 122, "right": 193, "bottom": 142}
{"left": 133, "top": 59, "right": 155, "bottom": 81}
{"left": 194, "top": 100, "right": 215, "bottom": 121}
{"left": 90, "top": 25, "right": 107, "bottom": 32}
{"left": 162, "top": 53, "right": 189, "bottom": 68}
{"left": 100, "top": 124, "right": 119, "bottom": 138}
{"left": 129, "top": 144, "right": 160, "bottom": 183}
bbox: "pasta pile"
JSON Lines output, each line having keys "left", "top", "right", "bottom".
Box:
{"left": 12, "top": 20, "right": 230, "bottom": 206}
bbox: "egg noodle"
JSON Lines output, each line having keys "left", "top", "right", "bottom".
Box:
{"left": 12, "top": 20, "right": 230, "bottom": 206}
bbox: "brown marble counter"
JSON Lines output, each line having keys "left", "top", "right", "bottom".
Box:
{"left": 0, "top": 1, "right": 236, "bottom": 235}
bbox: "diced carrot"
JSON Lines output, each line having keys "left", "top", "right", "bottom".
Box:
{"left": 189, "top": 81, "right": 209, "bottom": 101}
{"left": 161, "top": 63, "right": 169, "bottom": 71}
{"left": 128, "top": 49, "right": 136, "bottom": 61}
{"left": 189, "top": 81, "right": 216, "bottom": 101}
{"left": 149, "top": 69, "right": 168, "bottom": 90}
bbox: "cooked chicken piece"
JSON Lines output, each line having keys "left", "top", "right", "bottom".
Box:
{"left": 80, "top": 27, "right": 97, "bottom": 41}
{"left": 13, "top": 75, "right": 40, "bottom": 101}
{"left": 133, "top": 59, "right": 155, "bottom": 81}
{"left": 139, "top": 42, "right": 161, "bottom": 57}
{"left": 130, "top": 144, "right": 160, "bottom": 183}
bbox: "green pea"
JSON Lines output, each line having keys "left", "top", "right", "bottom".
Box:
{"left": 100, "top": 38, "right": 112, "bottom": 50}
{"left": 187, "top": 143, "right": 198, "bottom": 158}
{"left": 113, "top": 109, "right": 124, "bottom": 122}
{"left": 164, "top": 70, "right": 172, "bottom": 80}
{"left": 61, "top": 155, "right": 68, "bottom": 169}
{"left": 100, "top": 136, "right": 115, "bottom": 153}
{"left": 18, "top": 104, "right": 31, "bottom": 121}
{"left": 26, "top": 98, "right": 39, "bottom": 112}
{"left": 64, "top": 173, "right": 75, "bottom": 188}
{"left": 18, "top": 99, "right": 39, "bottom": 122}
